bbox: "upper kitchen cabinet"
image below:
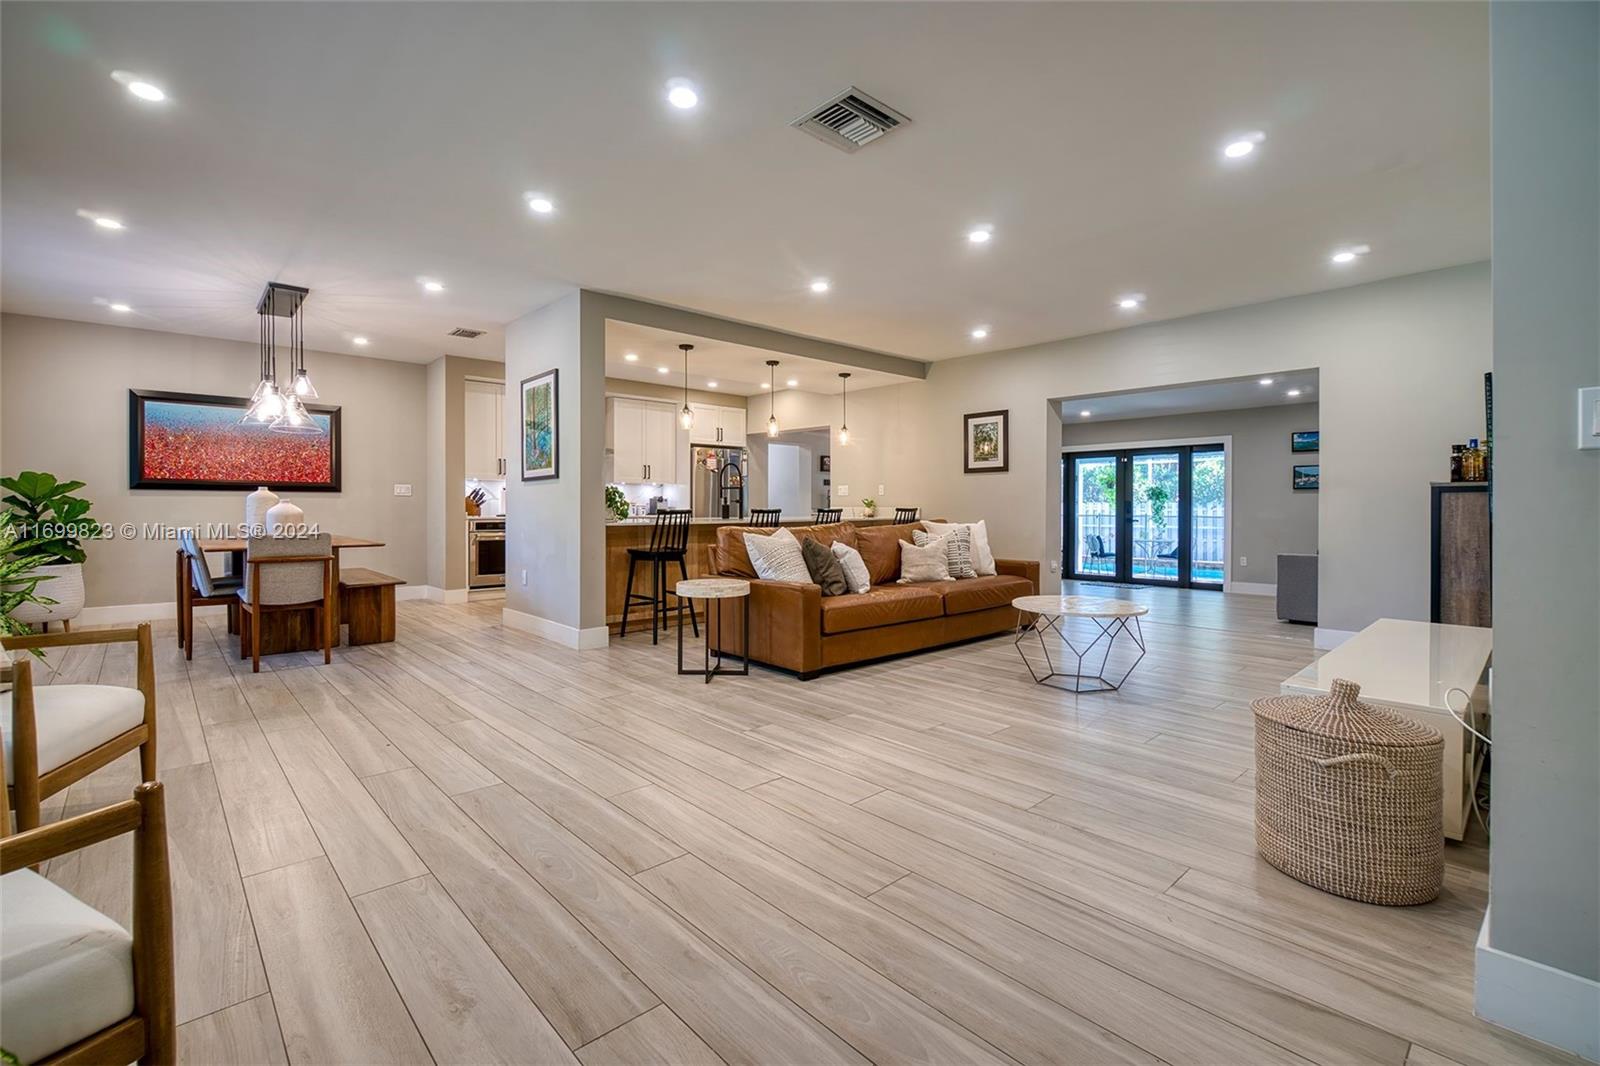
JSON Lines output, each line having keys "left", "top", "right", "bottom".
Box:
{"left": 608, "top": 396, "right": 679, "bottom": 483}
{"left": 465, "top": 378, "right": 507, "bottom": 479}
{"left": 688, "top": 402, "right": 746, "bottom": 447}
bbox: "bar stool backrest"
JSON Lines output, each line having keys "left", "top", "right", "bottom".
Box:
{"left": 814, "top": 508, "right": 843, "bottom": 524}
{"left": 893, "top": 506, "right": 920, "bottom": 523}
{"left": 748, "top": 509, "right": 781, "bottom": 527}
{"left": 648, "top": 509, "right": 693, "bottom": 554}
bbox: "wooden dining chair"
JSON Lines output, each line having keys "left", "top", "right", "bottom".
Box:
{"left": 238, "top": 533, "right": 334, "bottom": 673}
{"left": 1, "top": 624, "right": 157, "bottom": 834}
{"left": 892, "top": 506, "right": 920, "bottom": 523}
{"left": 0, "top": 781, "right": 176, "bottom": 1066}
{"left": 814, "top": 508, "right": 843, "bottom": 524}
{"left": 748, "top": 508, "right": 782, "bottom": 527}
{"left": 177, "top": 529, "right": 241, "bottom": 660}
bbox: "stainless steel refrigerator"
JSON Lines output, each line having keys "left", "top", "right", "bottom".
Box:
{"left": 691, "top": 446, "right": 748, "bottom": 519}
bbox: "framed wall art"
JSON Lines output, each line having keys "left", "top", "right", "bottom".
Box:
{"left": 963, "top": 410, "right": 1009, "bottom": 473}
{"left": 128, "top": 389, "right": 341, "bottom": 491}
{"left": 1293, "top": 464, "right": 1320, "bottom": 490}
{"left": 520, "top": 368, "right": 559, "bottom": 481}
{"left": 1291, "top": 430, "right": 1320, "bottom": 453}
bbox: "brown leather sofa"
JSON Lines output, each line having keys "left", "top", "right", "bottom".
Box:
{"left": 708, "top": 521, "right": 1039, "bottom": 678}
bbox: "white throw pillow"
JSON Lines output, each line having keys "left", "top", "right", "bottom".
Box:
{"left": 897, "top": 534, "right": 953, "bottom": 583}
{"left": 742, "top": 527, "right": 812, "bottom": 583}
{"left": 922, "top": 520, "right": 996, "bottom": 576}
{"left": 914, "top": 527, "right": 976, "bottom": 579}
{"left": 830, "top": 540, "right": 872, "bottom": 594}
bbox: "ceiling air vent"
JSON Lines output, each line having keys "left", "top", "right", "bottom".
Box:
{"left": 791, "top": 87, "right": 909, "bottom": 153}
{"left": 448, "top": 327, "right": 486, "bottom": 339}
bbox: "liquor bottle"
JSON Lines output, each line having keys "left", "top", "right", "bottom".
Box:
{"left": 1467, "top": 439, "right": 1484, "bottom": 481}
{"left": 1450, "top": 445, "right": 1465, "bottom": 483}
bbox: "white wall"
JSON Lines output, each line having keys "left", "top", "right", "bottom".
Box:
{"left": 766, "top": 442, "right": 811, "bottom": 515}
{"left": 1477, "top": 4, "right": 1599, "bottom": 1058}
{"left": 0, "top": 312, "right": 430, "bottom": 606}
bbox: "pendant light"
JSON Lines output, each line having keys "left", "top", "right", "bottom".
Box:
{"left": 243, "top": 282, "right": 323, "bottom": 434}
{"left": 678, "top": 343, "right": 694, "bottom": 429}
{"left": 765, "top": 360, "right": 780, "bottom": 437}
{"left": 837, "top": 372, "right": 851, "bottom": 445}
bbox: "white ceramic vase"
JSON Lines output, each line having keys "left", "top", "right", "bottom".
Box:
{"left": 245, "top": 486, "right": 279, "bottom": 534}
{"left": 9, "top": 562, "right": 87, "bottom": 625}
{"left": 265, "top": 498, "right": 305, "bottom": 534}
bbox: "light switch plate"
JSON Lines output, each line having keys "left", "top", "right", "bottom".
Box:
{"left": 393, "top": 483, "right": 413, "bottom": 496}
{"left": 836, "top": 485, "right": 848, "bottom": 497}
{"left": 1579, "top": 387, "right": 1600, "bottom": 450}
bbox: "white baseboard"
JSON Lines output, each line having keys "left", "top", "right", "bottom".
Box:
{"left": 502, "top": 606, "right": 609, "bottom": 650}
{"left": 1476, "top": 908, "right": 1600, "bottom": 1061}
{"left": 76, "top": 601, "right": 216, "bottom": 626}
{"left": 1314, "top": 626, "right": 1356, "bottom": 650}
{"left": 398, "top": 584, "right": 466, "bottom": 604}
{"left": 1227, "top": 581, "right": 1277, "bottom": 597}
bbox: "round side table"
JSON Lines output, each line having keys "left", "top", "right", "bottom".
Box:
{"left": 674, "top": 578, "right": 751, "bottom": 683}
{"left": 1012, "top": 594, "right": 1149, "bottom": 693}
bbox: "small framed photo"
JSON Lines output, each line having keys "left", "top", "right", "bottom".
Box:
{"left": 520, "top": 368, "right": 559, "bottom": 481}
{"left": 964, "top": 410, "right": 1009, "bottom": 473}
{"left": 1293, "top": 464, "right": 1320, "bottom": 490}
{"left": 820, "top": 455, "right": 831, "bottom": 472}
{"left": 1291, "top": 430, "right": 1319, "bottom": 453}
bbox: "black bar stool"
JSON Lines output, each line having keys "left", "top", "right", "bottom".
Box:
{"left": 620, "top": 510, "right": 697, "bottom": 644}
{"left": 893, "top": 506, "right": 920, "bottom": 523}
{"left": 814, "top": 508, "right": 843, "bottom": 523}
{"left": 748, "top": 508, "right": 781, "bottom": 527}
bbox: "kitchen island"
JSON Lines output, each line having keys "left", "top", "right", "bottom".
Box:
{"left": 605, "top": 515, "right": 904, "bottom": 630}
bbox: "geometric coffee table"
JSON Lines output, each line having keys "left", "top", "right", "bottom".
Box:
{"left": 1010, "top": 594, "right": 1149, "bottom": 693}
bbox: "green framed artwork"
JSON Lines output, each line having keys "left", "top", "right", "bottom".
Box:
{"left": 520, "top": 368, "right": 558, "bottom": 481}
{"left": 963, "top": 409, "right": 1009, "bottom": 473}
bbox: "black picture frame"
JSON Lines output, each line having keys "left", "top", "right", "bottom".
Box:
{"left": 520, "top": 368, "right": 559, "bottom": 481}
{"left": 1291, "top": 430, "right": 1319, "bottom": 453}
{"left": 964, "top": 409, "right": 1009, "bottom": 473}
{"left": 1292, "top": 464, "right": 1320, "bottom": 490}
{"left": 820, "top": 455, "right": 831, "bottom": 472}
{"left": 128, "top": 389, "right": 342, "bottom": 491}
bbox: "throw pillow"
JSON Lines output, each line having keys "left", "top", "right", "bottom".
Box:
{"left": 830, "top": 540, "right": 872, "bottom": 594}
{"left": 914, "top": 527, "right": 976, "bottom": 579}
{"left": 922, "top": 520, "right": 996, "bottom": 576}
{"left": 897, "top": 534, "right": 953, "bottom": 583}
{"left": 741, "top": 527, "right": 812, "bottom": 583}
{"left": 800, "top": 537, "right": 849, "bottom": 597}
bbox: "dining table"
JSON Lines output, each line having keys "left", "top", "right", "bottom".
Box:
{"left": 179, "top": 534, "right": 386, "bottom": 655}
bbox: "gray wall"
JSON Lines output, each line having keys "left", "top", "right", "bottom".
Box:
{"left": 427, "top": 355, "right": 505, "bottom": 591}
{"left": 0, "top": 312, "right": 429, "bottom": 604}
{"left": 1486, "top": 0, "right": 1599, "bottom": 990}
{"left": 1061, "top": 403, "right": 1319, "bottom": 585}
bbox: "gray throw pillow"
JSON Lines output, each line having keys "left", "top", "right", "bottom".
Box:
{"left": 914, "top": 527, "right": 976, "bottom": 579}
{"left": 801, "top": 537, "right": 849, "bottom": 597}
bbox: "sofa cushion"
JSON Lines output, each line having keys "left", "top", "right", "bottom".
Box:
{"left": 800, "top": 537, "right": 849, "bottom": 597}
{"left": 854, "top": 522, "right": 926, "bottom": 586}
{"left": 820, "top": 586, "right": 943, "bottom": 635}
{"left": 715, "top": 522, "right": 858, "bottom": 578}
{"left": 922, "top": 520, "right": 996, "bottom": 576}
{"left": 0, "top": 869, "right": 135, "bottom": 1065}
{"left": 917, "top": 573, "right": 1035, "bottom": 616}
{"left": 914, "top": 527, "right": 976, "bottom": 579}
{"left": 897, "top": 535, "right": 952, "bottom": 583}
{"left": 3, "top": 685, "right": 144, "bottom": 778}
{"left": 830, "top": 541, "right": 872, "bottom": 594}
{"left": 742, "top": 528, "right": 812, "bottom": 583}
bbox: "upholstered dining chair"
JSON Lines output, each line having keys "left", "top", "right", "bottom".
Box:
{"left": 238, "top": 533, "right": 334, "bottom": 672}
{"left": 1, "top": 624, "right": 157, "bottom": 833}
{"left": 176, "top": 529, "right": 241, "bottom": 660}
{"left": 0, "top": 780, "right": 176, "bottom": 1066}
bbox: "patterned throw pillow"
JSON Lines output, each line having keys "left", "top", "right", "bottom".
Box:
{"left": 830, "top": 540, "right": 872, "bottom": 594}
{"left": 914, "top": 527, "right": 976, "bottom": 579}
{"left": 921, "top": 520, "right": 995, "bottom": 576}
{"left": 800, "top": 537, "right": 848, "bottom": 596}
{"left": 898, "top": 534, "right": 953, "bottom": 583}
{"left": 741, "top": 527, "right": 813, "bottom": 583}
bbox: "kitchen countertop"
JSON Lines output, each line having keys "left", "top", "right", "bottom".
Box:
{"left": 606, "top": 516, "right": 890, "bottom": 526}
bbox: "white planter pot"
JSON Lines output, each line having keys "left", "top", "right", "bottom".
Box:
{"left": 9, "top": 562, "right": 87, "bottom": 625}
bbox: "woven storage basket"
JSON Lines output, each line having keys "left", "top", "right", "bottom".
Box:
{"left": 1253, "top": 678, "right": 1444, "bottom": 905}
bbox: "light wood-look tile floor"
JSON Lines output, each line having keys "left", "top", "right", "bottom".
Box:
{"left": 28, "top": 584, "right": 1579, "bottom": 1066}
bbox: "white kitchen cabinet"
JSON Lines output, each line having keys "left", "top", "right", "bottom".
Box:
{"left": 717, "top": 406, "right": 747, "bottom": 447}
{"left": 464, "top": 379, "right": 506, "bottom": 479}
{"left": 609, "top": 396, "right": 679, "bottom": 483}
{"left": 688, "top": 402, "right": 747, "bottom": 447}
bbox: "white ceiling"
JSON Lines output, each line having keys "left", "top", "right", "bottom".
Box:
{"left": 1, "top": 3, "right": 1487, "bottom": 365}
{"left": 1062, "top": 370, "right": 1321, "bottom": 423}
{"left": 606, "top": 321, "right": 913, "bottom": 397}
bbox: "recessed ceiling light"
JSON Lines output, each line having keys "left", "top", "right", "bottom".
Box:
{"left": 1222, "top": 131, "right": 1265, "bottom": 160}
{"left": 108, "top": 302, "right": 132, "bottom": 313}
{"left": 761, "top": 382, "right": 771, "bottom": 389}
{"left": 1330, "top": 244, "right": 1371, "bottom": 265}
{"left": 93, "top": 216, "right": 124, "bottom": 230}
{"left": 525, "top": 193, "right": 555, "bottom": 215}
{"left": 967, "top": 226, "right": 993, "bottom": 245}
{"left": 623, "top": 352, "right": 638, "bottom": 362}
{"left": 1259, "top": 377, "right": 1275, "bottom": 386}
{"left": 352, "top": 336, "right": 369, "bottom": 346}
{"left": 421, "top": 279, "right": 445, "bottom": 293}
{"left": 1079, "top": 410, "right": 1092, "bottom": 418}
{"left": 1286, "top": 388, "right": 1303, "bottom": 397}
{"left": 657, "top": 366, "right": 670, "bottom": 375}
{"left": 970, "top": 326, "right": 990, "bottom": 340}
{"left": 666, "top": 78, "right": 699, "bottom": 110}
{"left": 111, "top": 71, "right": 166, "bottom": 103}
{"left": 786, "top": 378, "right": 798, "bottom": 388}
{"left": 1117, "top": 293, "right": 1146, "bottom": 311}
{"left": 810, "top": 278, "right": 830, "bottom": 294}
{"left": 707, "top": 381, "right": 719, "bottom": 389}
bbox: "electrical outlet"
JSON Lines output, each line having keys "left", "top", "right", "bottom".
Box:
{"left": 878, "top": 484, "right": 885, "bottom": 496}
{"left": 837, "top": 485, "right": 849, "bottom": 498}
{"left": 1048, "top": 559, "right": 1059, "bottom": 573}
{"left": 393, "top": 483, "right": 413, "bottom": 497}
{"left": 520, "top": 569, "right": 528, "bottom": 586}
{"left": 1239, "top": 555, "right": 1247, "bottom": 567}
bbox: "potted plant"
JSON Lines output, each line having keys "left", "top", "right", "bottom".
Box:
{"left": 860, "top": 497, "right": 877, "bottom": 518}
{"left": 1, "top": 471, "right": 102, "bottom": 628}
{"left": 2, "top": 510, "right": 57, "bottom": 654}
{"left": 605, "top": 484, "right": 631, "bottom": 522}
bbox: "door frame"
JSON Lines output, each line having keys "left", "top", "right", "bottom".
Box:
{"left": 1061, "top": 435, "right": 1234, "bottom": 591}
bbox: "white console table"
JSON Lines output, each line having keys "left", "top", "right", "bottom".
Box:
{"left": 1282, "top": 618, "right": 1491, "bottom": 841}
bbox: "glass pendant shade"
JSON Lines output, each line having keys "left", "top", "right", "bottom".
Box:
{"left": 679, "top": 405, "right": 693, "bottom": 429}
{"left": 766, "top": 359, "right": 780, "bottom": 436}
{"left": 292, "top": 369, "right": 318, "bottom": 399}
{"left": 839, "top": 426, "right": 850, "bottom": 445}
{"left": 249, "top": 281, "right": 324, "bottom": 434}
{"left": 270, "top": 393, "right": 323, "bottom": 435}
{"left": 678, "top": 343, "right": 694, "bottom": 431}
{"left": 837, "top": 371, "right": 851, "bottom": 446}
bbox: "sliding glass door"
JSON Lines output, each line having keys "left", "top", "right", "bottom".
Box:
{"left": 1066, "top": 444, "right": 1225, "bottom": 588}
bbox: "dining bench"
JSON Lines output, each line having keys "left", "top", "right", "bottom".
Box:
{"left": 338, "top": 568, "right": 405, "bottom": 644}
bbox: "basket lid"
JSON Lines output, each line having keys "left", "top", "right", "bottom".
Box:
{"left": 1252, "top": 678, "right": 1442, "bottom": 746}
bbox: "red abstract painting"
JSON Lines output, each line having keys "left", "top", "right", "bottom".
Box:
{"left": 129, "top": 391, "right": 341, "bottom": 491}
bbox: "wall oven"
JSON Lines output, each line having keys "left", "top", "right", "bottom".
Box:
{"left": 467, "top": 517, "right": 506, "bottom": 589}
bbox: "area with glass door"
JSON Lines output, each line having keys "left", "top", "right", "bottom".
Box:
{"left": 1066, "top": 445, "right": 1225, "bottom": 587}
